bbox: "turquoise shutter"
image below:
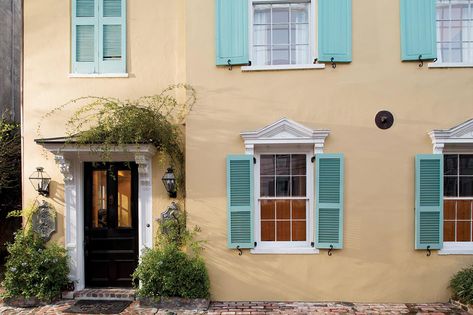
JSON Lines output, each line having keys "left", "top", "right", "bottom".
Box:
{"left": 400, "top": 0, "right": 437, "bottom": 61}
{"left": 318, "top": 0, "right": 352, "bottom": 63}
{"left": 415, "top": 155, "right": 443, "bottom": 250}
{"left": 215, "top": 0, "right": 249, "bottom": 66}
{"left": 72, "top": 0, "right": 99, "bottom": 73}
{"left": 226, "top": 155, "right": 254, "bottom": 249}
{"left": 99, "top": 0, "right": 126, "bottom": 73}
{"left": 316, "top": 154, "right": 344, "bottom": 249}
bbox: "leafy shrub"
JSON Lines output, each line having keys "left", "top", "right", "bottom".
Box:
{"left": 1, "top": 230, "right": 69, "bottom": 302}
{"left": 133, "top": 205, "right": 210, "bottom": 300}
{"left": 450, "top": 265, "right": 473, "bottom": 304}
{"left": 132, "top": 245, "right": 210, "bottom": 299}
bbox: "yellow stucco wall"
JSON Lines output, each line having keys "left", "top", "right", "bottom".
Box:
{"left": 22, "top": 0, "right": 186, "bottom": 243}
{"left": 23, "top": 0, "right": 473, "bottom": 304}
{"left": 185, "top": 0, "right": 473, "bottom": 303}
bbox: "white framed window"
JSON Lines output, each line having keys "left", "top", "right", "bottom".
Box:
{"left": 245, "top": 0, "right": 322, "bottom": 71}
{"left": 253, "top": 147, "right": 316, "bottom": 254}
{"left": 435, "top": 0, "right": 473, "bottom": 65}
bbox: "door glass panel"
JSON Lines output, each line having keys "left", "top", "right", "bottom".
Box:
{"left": 92, "top": 170, "right": 107, "bottom": 228}
{"left": 117, "top": 170, "right": 132, "bottom": 228}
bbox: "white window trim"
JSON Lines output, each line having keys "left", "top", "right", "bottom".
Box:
{"left": 68, "top": 73, "right": 129, "bottom": 78}
{"left": 244, "top": 0, "right": 324, "bottom": 72}
{"left": 241, "top": 118, "right": 330, "bottom": 254}
{"left": 428, "top": 62, "right": 473, "bottom": 68}
{"left": 430, "top": 119, "right": 473, "bottom": 255}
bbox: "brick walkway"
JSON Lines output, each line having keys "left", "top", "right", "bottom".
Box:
{"left": 0, "top": 301, "right": 469, "bottom": 314}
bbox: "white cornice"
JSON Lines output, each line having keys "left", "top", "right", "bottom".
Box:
{"left": 38, "top": 143, "right": 157, "bottom": 156}
{"left": 240, "top": 118, "right": 330, "bottom": 154}
{"left": 429, "top": 118, "right": 473, "bottom": 153}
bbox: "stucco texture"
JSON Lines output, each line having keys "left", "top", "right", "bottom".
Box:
{"left": 185, "top": 0, "right": 473, "bottom": 303}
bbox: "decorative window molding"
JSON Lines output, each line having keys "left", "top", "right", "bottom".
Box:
{"left": 240, "top": 117, "right": 330, "bottom": 155}
{"left": 241, "top": 118, "right": 329, "bottom": 254}
{"left": 429, "top": 118, "right": 473, "bottom": 154}
{"left": 35, "top": 139, "right": 156, "bottom": 290}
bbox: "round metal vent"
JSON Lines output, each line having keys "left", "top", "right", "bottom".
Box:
{"left": 375, "top": 111, "right": 394, "bottom": 130}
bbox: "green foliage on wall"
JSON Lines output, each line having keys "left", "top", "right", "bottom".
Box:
{"left": 451, "top": 265, "right": 473, "bottom": 305}
{"left": 0, "top": 118, "right": 21, "bottom": 211}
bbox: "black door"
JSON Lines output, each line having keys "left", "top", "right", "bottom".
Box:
{"left": 84, "top": 162, "right": 139, "bottom": 287}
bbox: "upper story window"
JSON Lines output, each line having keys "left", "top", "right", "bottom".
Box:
{"left": 71, "top": 0, "right": 127, "bottom": 75}
{"left": 250, "top": 0, "right": 313, "bottom": 66}
{"left": 444, "top": 154, "right": 473, "bottom": 242}
{"left": 436, "top": 0, "right": 473, "bottom": 64}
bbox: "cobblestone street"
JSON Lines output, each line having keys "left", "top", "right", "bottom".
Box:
{"left": 0, "top": 301, "right": 469, "bottom": 314}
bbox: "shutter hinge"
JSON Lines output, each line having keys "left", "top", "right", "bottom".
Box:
{"left": 248, "top": 60, "right": 252, "bottom": 66}
{"left": 254, "top": 241, "right": 257, "bottom": 247}
{"left": 313, "top": 58, "right": 318, "bottom": 64}
{"left": 227, "top": 59, "right": 233, "bottom": 71}
{"left": 331, "top": 57, "right": 336, "bottom": 69}
{"left": 311, "top": 242, "right": 315, "bottom": 248}
{"left": 311, "top": 156, "right": 316, "bottom": 163}
{"left": 253, "top": 157, "right": 256, "bottom": 164}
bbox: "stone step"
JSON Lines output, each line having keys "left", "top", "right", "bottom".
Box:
{"left": 72, "top": 288, "right": 136, "bottom": 301}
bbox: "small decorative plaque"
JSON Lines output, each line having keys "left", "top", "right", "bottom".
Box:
{"left": 32, "top": 200, "right": 56, "bottom": 241}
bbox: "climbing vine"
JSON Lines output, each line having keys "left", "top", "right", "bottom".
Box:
{"left": 38, "top": 84, "right": 196, "bottom": 191}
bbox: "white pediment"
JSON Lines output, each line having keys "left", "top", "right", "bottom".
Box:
{"left": 240, "top": 118, "right": 330, "bottom": 153}
{"left": 429, "top": 118, "right": 473, "bottom": 153}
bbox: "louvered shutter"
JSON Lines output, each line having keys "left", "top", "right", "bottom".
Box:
{"left": 215, "top": 0, "right": 249, "bottom": 66}
{"left": 318, "top": 0, "right": 352, "bottom": 63}
{"left": 316, "top": 154, "right": 344, "bottom": 249}
{"left": 99, "top": 0, "right": 126, "bottom": 73}
{"left": 72, "top": 0, "right": 98, "bottom": 73}
{"left": 415, "top": 155, "right": 443, "bottom": 250}
{"left": 226, "top": 155, "right": 254, "bottom": 249}
{"left": 400, "top": 0, "right": 437, "bottom": 61}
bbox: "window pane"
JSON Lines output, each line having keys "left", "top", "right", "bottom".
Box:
{"left": 444, "top": 221, "right": 455, "bottom": 241}
{"left": 260, "top": 176, "right": 275, "bottom": 197}
{"left": 457, "top": 200, "right": 472, "bottom": 220}
{"left": 460, "top": 155, "right": 473, "bottom": 175}
{"left": 103, "top": 25, "right": 122, "bottom": 60}
{"left": 276, "top": 155, "right": 290, "bottom": 175}
{"left": 291, "top": 24, "right": 309, "bottom": 44}
{"left": 444, "top": 200, "right": 456, "bottom": 220}
{"left": 261, "top": 221, "right": 275, "bottom": 241}
{"left": 254, "top": 46, "right": 271, "bottom": 65}
{"left": 272, "top": 4, "right": 289, "bottom": 23}
{"left": 92, "top": 170, "right": 107, "bottom": 228}
{"left": 254, "top": 4, "right": 271, "bottom": 24}
{"left": 292, "top": 200, "right": 306, "bottom": 219}
{"left": 276, "top": 200, "right": 290, "bottom": 219}
{"left": 444, "top": 155, "right": 458, "bottom": 175}
{"left": 117, "top": 170, "right": 132, "bottom": 228}
{"left": 291, "top": 154, "right": 306, "bottom": 175}
{"left": 254, "top": 25, "right": 271, "bottom": 46}
{"left": 276, "top": 221, "right": 290, "bottom": 241}
{"left": 444, "top": 177, "right": 458, "bottom": 197}
{"left": 261, "top": 155, "right": 275, "bottom": 175}
{"left": 291, "top": 3, "right": 308, "bottom": 23}
{"left": 460, "top": 177, "right": 473, "bottom": 197}
{"left": 273, "top": 24, "right": 290, "bottom": 45}
{"left": 291, "top": 45, "right": 309, "bottom": 65}
{"left": 291, "top": 176, "right": 306, "bottom": 197}
{"left": 272, "top": 45, "right": 290, "bottom": 65}
{"left": 261, "top": 200, "right": 275, "bottom": 219}
{"left": 276, "top": 176, "right": 290, "bottom": 196}
{"left": 292, "top": 221, "right": 306, "bottom": 241}
{"left": 457, "top": 221, "right": 471, "bottom": 242}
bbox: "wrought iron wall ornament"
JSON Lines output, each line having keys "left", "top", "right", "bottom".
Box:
{"left": 375, "top": 110, "right": 394, "bottom": 130}
{"left": 32, "top": 200, "right": 56, "bottom": 241}
{"left": 159, "top": 202, "right": 180, "bottom": 235}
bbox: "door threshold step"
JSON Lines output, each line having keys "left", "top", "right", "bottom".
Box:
{"left": 72, "top": 288, "right": 136, "bottom": 301}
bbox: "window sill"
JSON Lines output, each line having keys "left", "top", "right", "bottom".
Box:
{"left": 439, "top": 242, "right": 473, "bottom": 255}
{"left": 68, "top": 73, "right": 129, "bottom": 78}
{"left": 428, "top": 62, "right": 473, "bottom": 68}
{"left": 241, "top": 64, "right": 325, "bottom": 72}
{"left": 250, "top": 247, "right": 319, "bottom": 255}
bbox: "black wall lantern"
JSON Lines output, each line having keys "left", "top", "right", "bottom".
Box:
{"left": 29, "top": 167, "right": 51, "bottom": 197}
{"left": 161, "top": 167, "right": 177, "bottom": 198}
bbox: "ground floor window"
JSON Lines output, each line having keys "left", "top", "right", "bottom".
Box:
{"left": 256, "top": 152, "right": 313, "bottom": 248}
{"left": 444, "top": 154, "right": 473, "bottom": 242}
